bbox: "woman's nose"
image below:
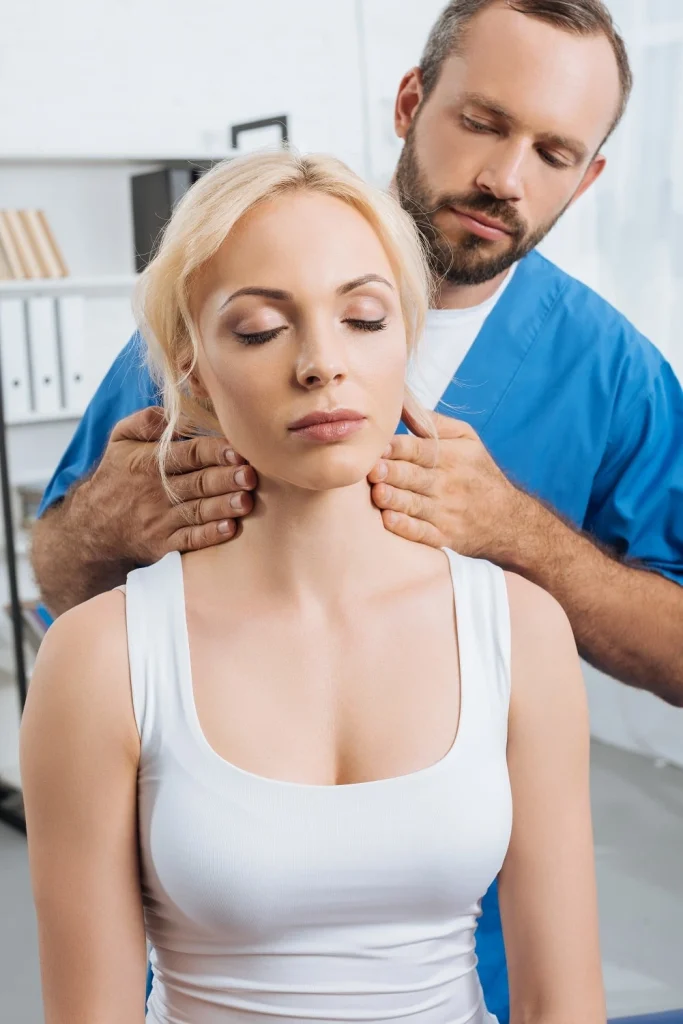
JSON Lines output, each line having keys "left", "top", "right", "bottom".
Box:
{"left": 295, "top": 333, "right": 348, "bottom": 390}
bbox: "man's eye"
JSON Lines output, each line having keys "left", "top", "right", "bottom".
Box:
{"left": 463, "top": 116, "right": 496, "bottom": 134}
{"left": 538, "top": 150, "right": 568, "bottom": 169}
{"left": 234, "top": 327, "right": 285, "bottom": 346}
{"left": 343, "top": 318, "right": 387, "bottom": 332}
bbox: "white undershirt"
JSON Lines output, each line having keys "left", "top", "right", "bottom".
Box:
{"left": 407, "top": 264, "right": 517, "bottom": 411}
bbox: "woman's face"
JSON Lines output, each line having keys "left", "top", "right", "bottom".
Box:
{"left": 193, "top": 191, "right": 408, "bottom": 491}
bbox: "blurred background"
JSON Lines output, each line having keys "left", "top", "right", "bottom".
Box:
{"left": 0, "top": 1, "right": 681, "bottom": 1021}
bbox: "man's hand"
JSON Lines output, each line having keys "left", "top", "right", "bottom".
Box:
{"left": 88, "top": 406, "right": 257, "bottom": 564}
{"left": 31, "top": 406, "right": 257, "bottom": 615}
{"left": 368, "top": 409, "right": 533, "bottom": 563}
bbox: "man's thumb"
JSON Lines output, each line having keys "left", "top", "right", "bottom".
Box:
{"left": 110, "top": 405, "right": 168, "bottom": 444}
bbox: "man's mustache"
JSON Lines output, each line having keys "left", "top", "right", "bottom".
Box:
{"left": 430, "top": 192, "right": 527, "bottom": 239}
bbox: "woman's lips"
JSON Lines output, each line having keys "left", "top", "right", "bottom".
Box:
{"left": 288, "top": 409, "right": 367, "bottom": 443}
{"left": 290, "top": 418, "right": 367, "bottom": 442}
{"left": 449, "top": 207, "right": 511, "bottom": 241}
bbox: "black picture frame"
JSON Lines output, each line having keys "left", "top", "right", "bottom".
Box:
{"left": 230, "top": 115, "right": 289, "bottom": 151}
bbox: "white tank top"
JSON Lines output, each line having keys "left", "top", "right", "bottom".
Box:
{"left": 125, "top": 548, "right": 512, "bottom": 1024}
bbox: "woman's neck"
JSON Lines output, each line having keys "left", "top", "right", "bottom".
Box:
{"left": 228, "top": 475, "right": 403, "bottom": 603}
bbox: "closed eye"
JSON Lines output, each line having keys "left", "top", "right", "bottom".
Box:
{"left": 343, "top": 318, "right": 387, "bottom": 332}
{"left": 538, "top": 149, "right": 570, "bottom": 169}
{"left": 462, "top": 115, "right": 498, "bottom": 135}
{"left": 234, "top": 326, "right": 287, "bottom": 346}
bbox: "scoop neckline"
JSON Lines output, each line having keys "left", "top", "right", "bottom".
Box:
{"left": 171, "top": 548, "right": 469, "bottom": 792}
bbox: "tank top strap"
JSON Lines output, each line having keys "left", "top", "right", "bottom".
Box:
{"left": 443, "top": 549, "right": 512, "bottom": 734}
{"left": 124, "top": 550, "right": 191, "bottom": 757}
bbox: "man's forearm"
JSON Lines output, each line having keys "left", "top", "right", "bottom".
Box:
{"left": 505, "top": 499, "right": 683, "bottom": 706}
{"left": 31, "top": 480, "right": 136, "bottom": 617}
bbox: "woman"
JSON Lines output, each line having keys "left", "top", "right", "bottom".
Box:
{"left": 21, "top": 151, "right": 604, "bottom": 1024}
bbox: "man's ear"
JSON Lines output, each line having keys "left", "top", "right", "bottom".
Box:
{"left": 395, "top": 67, "right": 424, "bottom": 141}
{"left": 570, "top": 153, "right": 607, "bottom": 208}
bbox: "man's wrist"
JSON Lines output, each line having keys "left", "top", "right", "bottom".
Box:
{"left": 497, "top": 489, "right": 584, "bottom": 584}
{"left": 69, "top": 475, "right": 135, "bottom": 571}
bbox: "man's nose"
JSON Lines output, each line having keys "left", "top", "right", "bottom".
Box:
{"left": 475, "top": 138, "right": 526, "bottom": 202}
{"left": 294, "top": 329, "right": 348, "bottom": 390}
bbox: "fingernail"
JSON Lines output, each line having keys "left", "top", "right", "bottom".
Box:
{"left": 230, "top": 493, "right": 244, "bottom": 510}
{"left": 217, "top": 519, "right": 233, "bottom": 534}
{"left": 375, "top": 461, "right": 388, "bottom": 481}
{"left": 383, "top": 444, "right": 392, "bottom": 457}
{"left": 384, "top": 511, "right": 398, "bottom": 525}
{"left": 234, "top": 467, "right": 249, "bottom": 487}
{"left": 224, "top": 448, "right": 239, "bottom": 465}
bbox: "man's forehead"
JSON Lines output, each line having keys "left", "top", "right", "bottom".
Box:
{"left": 435, "top": 4, "right": 621, "bottom": 148}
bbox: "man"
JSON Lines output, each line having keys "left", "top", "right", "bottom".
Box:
{"left": 30, "top": 1, "right": 683, "bottom": 1021}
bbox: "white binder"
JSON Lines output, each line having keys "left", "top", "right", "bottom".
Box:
{"left": 57, "top": 295, "right": 87, "bottom": 414}
{"left": 0, "top": 298, "right": 31, "bottom": 422}
{"left": 27, "top": 296, "right": 61, "bottom": 416}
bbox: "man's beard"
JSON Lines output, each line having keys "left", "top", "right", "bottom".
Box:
{"left": 394, "top": 124, "right": 565, "bottom": 286}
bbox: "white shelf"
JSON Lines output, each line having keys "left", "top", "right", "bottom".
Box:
{"left": 0, "top": 152, "right": 238, "bottom": 165}
{"left": 7, "top": 409, "right": 83, "bottom": 427}
{"left": 0, "top": 274, "right": 138, "bottom": 296}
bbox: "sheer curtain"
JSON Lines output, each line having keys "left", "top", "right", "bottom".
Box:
{"left": 539, "top": 0, "right": 683, "bottom": 765}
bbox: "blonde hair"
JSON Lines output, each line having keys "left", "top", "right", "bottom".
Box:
{"left": 135, "top": 150, "right": 434, "bottom": 485}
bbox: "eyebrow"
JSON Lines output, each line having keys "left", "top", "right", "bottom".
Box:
{"left": 462, "top": 92, "right": 588, "bottom": 162}
{"left": 218, "top": 274, "right": 394, "bottom": 312}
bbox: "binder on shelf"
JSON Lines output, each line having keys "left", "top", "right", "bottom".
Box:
{"left": 56, "top": 295, "right": 87, "bottom": 414}
{"left": 18, "top": 210, "right": 51, "bottom": 278}
{"left": 34, "top": 211, "right": 68, "bottom": 277}
{"left": 27, "top": 296, "right": 61, "bottom": 416}
{"left": 0, "top": 298, "right": 32, "bottom": 421}
{"left": 0, "top": 213, "right": 26, "bottom": 280}
{"left": 0, "top": 243, "right": 11, "bottom": 281}
{"left": 3, "top": 209, "right": 43, "bottom": 279}
{"left": 131, "top": 164, "right": 211, "bottom": 272}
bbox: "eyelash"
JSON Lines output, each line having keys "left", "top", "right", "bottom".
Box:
{"left": 234, "top": 318, "right": 387, "bottom": 346}
{"left": 344, "top": 317, "right": 387, "bottom": 332}
{"left": 234, "top": 327, "right": 284, "bottom": 346}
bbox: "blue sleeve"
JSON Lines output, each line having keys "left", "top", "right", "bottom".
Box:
{"left": 585, "top": 337, "right": 683, "bottom": 586}
{"left": 38, "top": 332, "right": 160, "bottom": 516}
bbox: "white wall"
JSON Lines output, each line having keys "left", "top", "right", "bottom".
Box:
{"left": 1, "top": 0, "right": 367, "bottom": 171}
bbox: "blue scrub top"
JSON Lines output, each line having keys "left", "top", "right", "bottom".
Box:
{"left": 37, "top": 250, "right": 683, "bottom": 1023}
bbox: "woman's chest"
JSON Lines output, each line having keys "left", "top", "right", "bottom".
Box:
{"left": 186, "top": 591, "right": 461, "bottom": 787}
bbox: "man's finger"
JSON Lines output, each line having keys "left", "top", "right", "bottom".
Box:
{"left": 169, "top": 518, "right": 238, "bottom": 553}
{"left": 370, "top": 482, "right": 434, "bottom": 521}
{"left": 367, "top": 459, "right": 437, "bottom": 495}
{"left": 164, "top": 435, "right": 246, "bottom": 475}
{"left": 379, "top": 509, "right": 443, "bottom": 548}
{"left": 384, "top": 433, "right": 438, "bottom": 468}
{"left": 400, "top": 405, "right": 478, "bottom": 443}
{"left": 110, "top": 406, "right": 169, "bottom": 444}
{"left": 172, "top": 491, "right": 254, "bottom": 529}
{"left": 433, "top": 412, "right": 478, "bottom": 439}
{"left": 171, "top": 464, "right": 257, "bottom": 503}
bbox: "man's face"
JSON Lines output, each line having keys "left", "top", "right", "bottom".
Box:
{"left": 394, "top": 3, "right": 621, "bottom": 285}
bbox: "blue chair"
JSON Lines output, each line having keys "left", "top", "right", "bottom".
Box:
{"left": 610, "top": 1012, "right": 683, "bottom": 1023}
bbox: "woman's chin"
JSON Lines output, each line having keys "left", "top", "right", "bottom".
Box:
{"left": 279, "top": 446, "right": 383, "bottom": 493}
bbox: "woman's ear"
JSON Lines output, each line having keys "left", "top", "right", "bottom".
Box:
{"left": 187, "top": 368, "right": 210, "bottom": 401}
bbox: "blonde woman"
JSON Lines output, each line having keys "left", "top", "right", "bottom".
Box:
{"left": 21, "top": 152, "right": 604, "bottom": 1024}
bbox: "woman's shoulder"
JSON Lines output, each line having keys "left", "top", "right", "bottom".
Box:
{"left": 24, "top": 588, "right": 136, "bottom": 756}
{"left": 42, "top": 587, "right": 128, "bottom": 666}
{"left": 502, "top": 570, "right": 587, "bottom": 723}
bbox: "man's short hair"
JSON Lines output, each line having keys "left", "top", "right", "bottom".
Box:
{"left": 419, "top": 0, "right": 633, "bottom": 140}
